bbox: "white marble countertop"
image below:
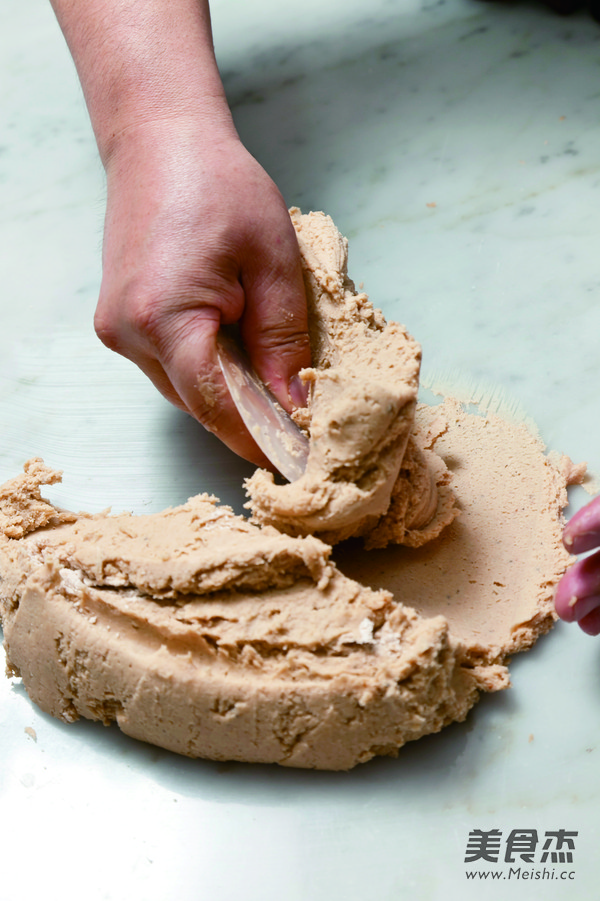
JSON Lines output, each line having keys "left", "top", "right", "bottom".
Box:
{"left": 1, "top": 0, "right": 600, "bottom": 898}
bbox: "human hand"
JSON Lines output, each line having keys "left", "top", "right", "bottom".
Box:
{"left": 555, "top": 495, "right": 600, "bottom": 635}
{"left": 94, "top": 118, "right": 311, "bottom": 467}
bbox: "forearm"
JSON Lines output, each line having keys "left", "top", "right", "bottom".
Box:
{"left": 50, "top": 0, "right": 235, "bottom": 165}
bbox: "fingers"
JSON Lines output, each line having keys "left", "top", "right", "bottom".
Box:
{"left": 239, "top": 201, "right": 312, "bottom": 413}
{"left": 556, "top": 497, "right": 600, "bottom": 636}
{"left": 578, "top": 606, "right": 600, "bottom": 636}
{"left": 555, "top": 547, "right": 600, "bottom": 634}
{"left": 562, "top": 494, "right": 600, "bottom": 554}
{"left": 95, "top": 286, "right": 274, "bottom": 468}
{"left": 157, "top": 307, "right": 274, "bottom": 466}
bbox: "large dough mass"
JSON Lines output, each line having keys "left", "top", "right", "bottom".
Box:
{"left": 245, "top": 209, "right": 457, "bottom": 548}
{"left": 0, "top": 212, "right": 583, "bottom": 770}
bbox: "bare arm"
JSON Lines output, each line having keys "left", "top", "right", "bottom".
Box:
{"left": 50, "top": 0, "right": 233, "bottom": 161}
{"left": 50, "top": 0, "right": 311, "bottom": 466}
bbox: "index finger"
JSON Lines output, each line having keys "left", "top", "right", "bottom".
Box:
{"left": 238, "top": 207, "right": 311, "bottom": 413}
{"left": 154, "top": 305, "right": 276, "bottom": 469}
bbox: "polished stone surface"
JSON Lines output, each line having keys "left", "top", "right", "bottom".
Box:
{"left": 1, "top": 0, "right": 599, "bottom": 898}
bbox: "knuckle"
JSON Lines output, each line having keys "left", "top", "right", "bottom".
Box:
{"left": 262, "top": 324, "right": 311, "bottom": 360}
{"left": 99, "top": 280, "right": 179, "bottom": 363}
{"left": 125, "top": 290, "right": 166, "bottom": 346}
{"left": 93, "top": 306, "right": 122, "bottom": 352}
{"left": 94, "top": 277, "right": 166, "bottom": 354}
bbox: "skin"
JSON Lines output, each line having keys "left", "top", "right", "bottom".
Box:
{"left": 555, "top": 495, "right": 600, "bottom": 635}
{"left": 49, "top": 0, "right": 311, "bottom": 467}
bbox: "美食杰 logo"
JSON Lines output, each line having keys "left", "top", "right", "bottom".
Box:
{"left": 464, "top": 829, "right": 578, "bottom": 882}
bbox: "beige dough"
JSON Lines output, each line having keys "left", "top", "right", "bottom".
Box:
{"left": 0, "top": 459, "right": 489, "bottom": 771}
{"left": 0, "top": 211, "right": 584, "bottom": 770}
{"left": 335, "top": 399, "right": 585, "bottom": 666}
{"left": 245, "top": 209, "right": 457, "bottom": 549}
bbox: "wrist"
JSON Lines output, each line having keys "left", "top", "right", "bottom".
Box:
{"left": 100, "top": 100, "right": 237, "bottom": 174}
{"left": 102, "top": 112, "right": 240, "bottom": 194}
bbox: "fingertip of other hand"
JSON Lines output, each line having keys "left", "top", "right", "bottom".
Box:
{"left": 578, "top": 606, "right": 600, "bottom": 636}
{"left": 563, "top": 530, "right": 600, "bottom": 555}
{"left": 555, "top": 578, "right": 600, "bottom": 628}
{"left": 563, "top": 496, "right": 600, "bottom": 553}
{"left": 554, "top": 562, "right": 579, "bottom": 618}
{"left": 555, "top": 588, "right": 577, "bottom": 622}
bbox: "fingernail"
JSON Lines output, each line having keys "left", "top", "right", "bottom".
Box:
{"left": 289, "top": 373, "right": 309, "bottom": 408}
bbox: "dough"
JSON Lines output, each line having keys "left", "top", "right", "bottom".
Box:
{"left": 0, "top": 459, "right": 487, "bottom": 771}
{"left": 245, "top": 209, "right": 458, "bottom": 548}
{"left": 0, "top": 211, "right": 584, "bottom": 770}
{"left": 335, "top": 399, "right": 585, "bottom": 666}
